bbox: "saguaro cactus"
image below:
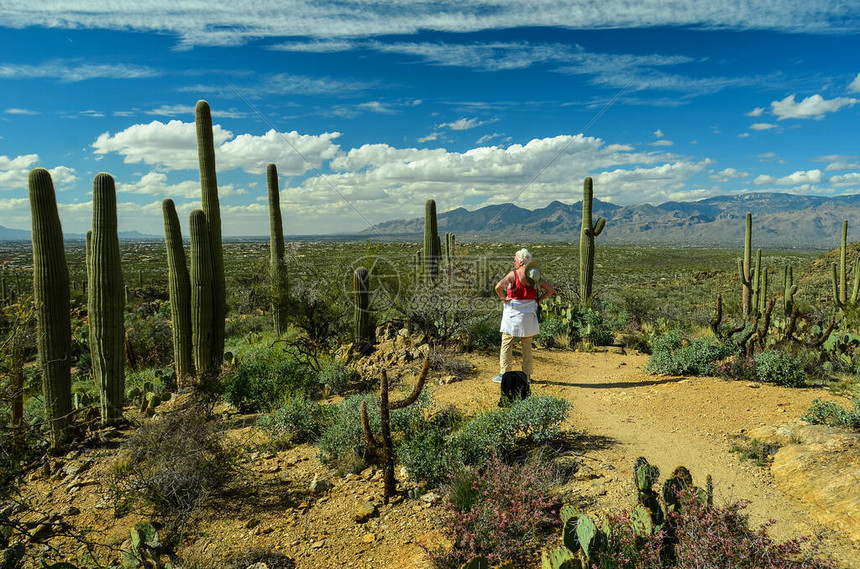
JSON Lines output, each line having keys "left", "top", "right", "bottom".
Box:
{"left": 195, "top": 100, "right": 226, "bottom": 364}
{"left": 423, "top": 199, "right": 441, "bottom": 283}
{"left": 831, "top": 220, "right": 859, "bottom": 309}
{"left": 28, "top": 168, "right": 72, "bottom": 447}
{"left": 90, "top": 173, "right": 125, "bottom": 422}
{"left": 163, "top": 199, "right": 194, "bottom": 387}
{"left": 360, "top": 360, "right": 430, "bottom": 504}
{"left": 738, "top": 213, "right": 753, "bottom": 319}
{"left": 267, "top": 163, "right": 287, "bottom": 335}
{"left": 353, "top": 267, "right": 373, "bottom": 354}
{"left": 579, "top": 177, "right": 605, "bottom": 307}
{"left": 784, "top": 265, "right": 797, "bottom": 318}
{"left": 190, "top": 209, "right": 216, "bottom": 378}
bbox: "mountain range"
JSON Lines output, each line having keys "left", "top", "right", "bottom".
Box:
{"left": 364, "top": 192, "right": 860, "bottom": 248}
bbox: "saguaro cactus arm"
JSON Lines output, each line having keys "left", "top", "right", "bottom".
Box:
{"left": 190, "top": 209, "right": 215, "bottom": 377}
{"left": 163, "top": 198, "right": 194, "bottom": 386}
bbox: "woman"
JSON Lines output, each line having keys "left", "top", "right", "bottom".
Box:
{"left": 492, "top": 248, "right": 555, "bottom": 383}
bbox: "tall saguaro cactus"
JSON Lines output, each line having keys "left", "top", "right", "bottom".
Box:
{"left": 423, "top": 199, "right": 441, "bottom": 283}
{"left": 784, "top": 265, "right": 797, "bottom": 318}
{"left": 195, "top": 100, "right": 226, "bottom": 364}
{"left": 579, "top": 177, "right": 605, "bottom": 307}
{"left": 353, "top": 267, "right": 373, "bottom": 354}
{"left": 267, "top": 163, "right": 287, "bottom": 335}
{"left": 190, "top": 209, "right": 216, "bottom": 378}
{"left": 360, "top": 360, "right": 430, "bottom": 504}
{"left": 28, "top": 168, "right": 72, "bottom": 447}
{"left": 832, "top": 219, "right": 859, "bottom": 309}
{"left": 163, "top": 199, "right": 194, "bottom": 387}
{"left": 738, "top": 212, "right": 753, "bottom": 319}
{"left": 90, "top": 173, "right": 125, "bottom": 422}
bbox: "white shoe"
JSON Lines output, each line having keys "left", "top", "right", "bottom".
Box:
{"left": 491, "top": 373, "right": 503, "bottom": 383}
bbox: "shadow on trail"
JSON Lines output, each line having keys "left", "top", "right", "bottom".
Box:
{"left": 537, "top": 376, "right": 686, "bottom": 389}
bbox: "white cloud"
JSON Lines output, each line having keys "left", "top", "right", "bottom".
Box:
{"left": 4, "top": 108, "right": 38, "bottom": 115}
{"left": 849, "top": 72, "right": 860, "bottom": 93}
{"left": 652, "top": 139, "right": 673, "bottom": 146}
{"left": 737, "top": 133, "right": 750, "bottom": 138}
{"left": 750, "top": 122, "right": 777, "bottom": 130}
{"left": 0, "top": 61, "right": 158, "bottom": 82}
{"left": 92, "top": 120, "right": 342, "bottom": 175}
{"left": 439, "top": 118, "right": 484, "bottom": 131}
{"left": 830, "top": 173, "right": 860, "bottom": 187}
{"left": 716, "top": 168, "right": 750, "bottom": 178}
{"left": 746, "top": 107, "right": 764, "bottom": 117}
{"left": 6, "top": 2, "right": 854, "bottom": 48}
{"left": 476, "top": 133, "right": 505, "bottom": 145}
{"left": 269, "top": 40, "right": 355, "bottom": 53}
{"left": 653, "top": 129, "right": 664, "bottom": 138}
{"left": 418, "top": 132, "right": 441, "bottom": 143}
{"left": 356, "top": 101, "right": 397, "bottom": 114}
{"left": 0, "top": 154, "right": 77, "bottom": 189}
{"left": 771, "top": 94, "right": 859, "bottom": 120}
{"left": 754, "top": 169, "right": 824, "bottom": 186}
{"left": 146, "top": 105, "right": 248, "bottom": 118}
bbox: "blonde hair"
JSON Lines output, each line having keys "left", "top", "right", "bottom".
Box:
{"left": 515, "top": 248, "right": 532, "bottom": 265}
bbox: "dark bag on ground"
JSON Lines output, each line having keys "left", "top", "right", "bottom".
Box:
{"left": 499, "top": 371, "right": 530, "bottom": 406}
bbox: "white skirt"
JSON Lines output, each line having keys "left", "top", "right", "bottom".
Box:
{"left": 500, "top": 299, "right": 540, "bottom": 337}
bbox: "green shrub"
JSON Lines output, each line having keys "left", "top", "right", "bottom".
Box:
{"left": 536, "top": 317, "right": 568, "bottom": 348}
{"left": 223, "top": 346, "right": 314, "bottom": 412}
{"left": 647, "top": 332, "right": 734, "bottom": 376}
{"left": 462, "top": 317, "right": 501, "bottom": 349}
{"left": 317, "top": 390, "right": 430, "bottom": 473}
{"left": 125, "top": 366, "right": 174, "bottom": 397}
{"left": 802, "top": 397, "right": 860, "bottom": 430}
{"left": 257, "top": 396, "right": 335, "bottom": 447}
{"left": 506, "top": 396, "right": 571, "bottom": 443}
{"left": 316, "top": 360, "right": 356, "bottom": 396}
{"left": 124, "top": 311, "right": 174, "bottom": 370}
{"left": 753, "top": 351, "right": 806, "bottom": 387}
{"left": 399, "top": 422, "right": 463, "bottom": 487}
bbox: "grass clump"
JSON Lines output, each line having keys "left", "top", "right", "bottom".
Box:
{"left": 729, "top": 436, "right": 780, "bottom": 466}
{"left": 646, "top": 331, "right": 735, "bottom": 376}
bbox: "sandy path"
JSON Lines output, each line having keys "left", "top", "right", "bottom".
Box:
{"left": 436, "top": 347, "right": 859, "bottom": 568}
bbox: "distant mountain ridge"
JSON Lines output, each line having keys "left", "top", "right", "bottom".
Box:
{"left": 365, "top": 192, "right": 860, "bottom": 247}
{"left": 0, "top": 226, "right": 160, "bottom": 241}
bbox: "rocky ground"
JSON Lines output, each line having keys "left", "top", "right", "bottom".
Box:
{"left": 6, "top": 338, "right": 859, "bottom": 569}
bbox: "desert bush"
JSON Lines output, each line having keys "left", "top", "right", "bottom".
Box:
{"left": 715, "top": 354, "right": 757, "bottom": 382}
{"left": 125, "top": 366, "right": 174, "bottom": 397}
{"left": 225, "top": 313, "right": 270, "bottom": 340}
{"left": 461, "top": 316, "right": 501, "bottom": 350}
{"left": 124, "top": 311, "right": 173, "bottom": 370}
{"left": 729, "top": 436, "right": 780, "bottom": 466}
{"left": 429, "top": 454, "right": 561, "bottom": 568}
{"left": 754, "top": 350, "right": 806, "bottom": 387}
{"left": 399, "top": 422, "right": 464, "bottom": 487}
{"left": 647, "top": 332, "right": 734, "bottom": 376}
{"left": 429, "top": 351, "right": 474, "bottom": 380}
{"left": 223, "top": 345, "right": 315, "bottom": 412}
{"left": 802, "top": 397, "right": 860, "bottom": 431}
{"left": 257, "top": 396, "right": 336, "bottom": 448}
{"left": 536, "top": 317, "right": 568, "bottom": 348}
{"left": 452, "top": 396, "right": 570, "bottom": 468}
{"left": 317, "top": 390, "right": 431, "bottom": 473}
{"left": 316, "top": 360, "right": 357, "bottom": 395}
{"left": 112, "top": 406, "right": 236, "bottom": 528}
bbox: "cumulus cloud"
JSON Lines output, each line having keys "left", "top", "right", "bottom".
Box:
{"left": 92, "top": 120, "right": 342, "bottom": 175}
{"left": 746, "top": 107, "right": 764, "bottom": 117}
{"left": 754, "top": 169, "right": 824, "bottom": 186}
{"left": 771, "top": 94, "right": 858, "bottom": 120}
{"left": 0, "top": 154, "right": 77, "bottom": 189}
{"left": 653, "top": 129, "right": 664, "bottom": 138}
{"left": 849, "top": 72, "right": 860, "bottom": 93}
{"left": 750, "top": 122, "right": 777, "bottom": 130}
{"left": 711, "top": 168, "right": 750, "bottom": 181}
{"left": 830, "top": 173, "right": 860, "bottom": 187}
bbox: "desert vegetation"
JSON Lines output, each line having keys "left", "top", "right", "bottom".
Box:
{"left": 1, "top": 101, "right": 858, "bottom": 569}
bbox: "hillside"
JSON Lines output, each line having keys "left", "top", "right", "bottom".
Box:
{"left": 366, "top": 192, "right": 860, "bottom": 247}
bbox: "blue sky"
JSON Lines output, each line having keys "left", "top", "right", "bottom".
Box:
{"left": 1, "top": 1, "right": 859, "bottom": 236}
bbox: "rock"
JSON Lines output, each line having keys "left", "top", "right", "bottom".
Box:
{"left": 309, "top": 474, "right": 332, "bottom": 494}
{"left": 63, "top": 506, "right": 80, "bottom": 516}
{"left": 399, "top": 466, "right": 409, "bottom": 480}
{"left": 311, "top": 540, "right": 325, "bottom": 549}
{"left": 362, "top": 533, "right": 375, "bottom": 543}
{"left": 438, "top": 375, "right": 458, "bottom": 385}
{"left": 747, "top": 382, "right": 761, "bottom": 388}
{"left": 354, "top": 501, "right": 378, "bottom": 523}
{"left": 419, "top": 492, "right": 440, "bottom": 504}
{"left": 361, "top": 467, "right": 376, "bottom": 481}
{"left": 398, "top": 328, "right": 409, "bottom": 337}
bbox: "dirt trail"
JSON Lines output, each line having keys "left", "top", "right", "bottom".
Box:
{"left": 438, "top": 348, "right": 860, "bottom": 568}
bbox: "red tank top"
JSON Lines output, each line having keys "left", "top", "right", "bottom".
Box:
{"left": 506, "top": 269, "right": 537, "bottom": 300}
